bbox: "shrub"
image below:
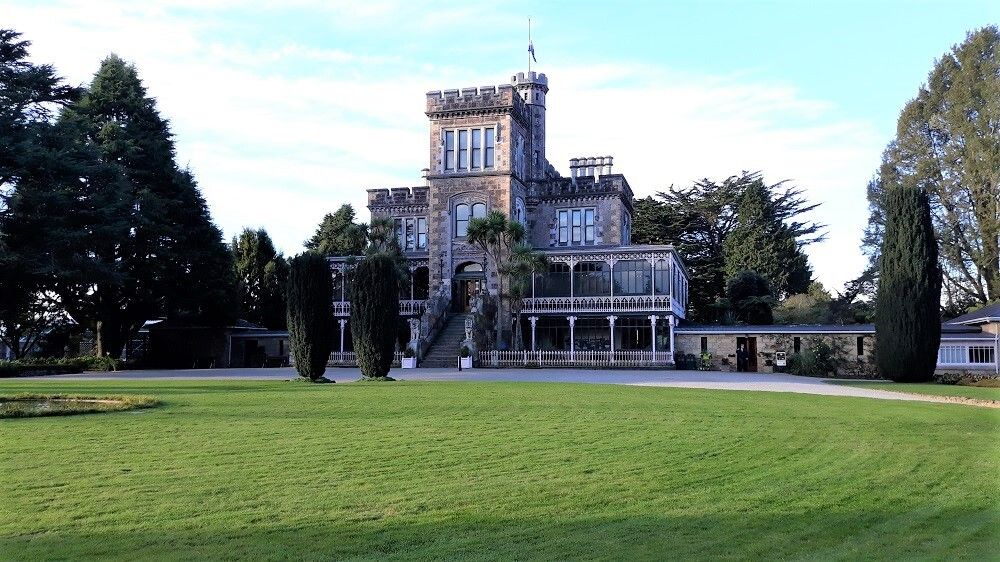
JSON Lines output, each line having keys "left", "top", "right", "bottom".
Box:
{"left": 287, "top": 252, "right": 335, "bottom": 381}
{"left": 459, "top": 346, "right": 471, "bottom": 358}
{"left": 787, "top": 341, "right": 839, "bottom": 377}
{"left": 0, "top": 356, "right": 123, "bottom": 378}
{"left": 402, "top": 347, "right": 415, "bottom": 358}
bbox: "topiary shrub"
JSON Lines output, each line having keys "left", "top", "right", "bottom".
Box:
{"left": 350, "top": 252, "right": 399, "bottom": 379}
{"left": 287, "top": 252, "right": 335, "bottom": 382}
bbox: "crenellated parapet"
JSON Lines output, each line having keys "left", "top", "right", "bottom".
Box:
{"left": 367, "top": 186, "right": 430, "bottom": 216}
{"left": 425, "top": 83, "right": 528, "bottom": 124}
{"left": 529, "top": 174, "right": 633, "bottom": 203}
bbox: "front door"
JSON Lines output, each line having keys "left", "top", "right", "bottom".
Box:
{"left": 452, "top": 279, "right": 482, "bottom": 312}
{"left": 746, "top": 337, "right": 758, "bottom": 372}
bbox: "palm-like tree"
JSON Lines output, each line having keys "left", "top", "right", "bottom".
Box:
{"left": 467, "top": 211, "right": 547, "bottom": 348}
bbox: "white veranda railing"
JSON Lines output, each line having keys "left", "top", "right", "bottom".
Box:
{"left": 522, "top": 295, "right": 673, "bottom": 313}
{"left": 479, "top": 349, "right": 674, "bottom": 367}
{"left": 331, "top": 300, "right": 427, "bottom": 317}
{"left": 328, "top": 351, "right": 403, "bottom": 367}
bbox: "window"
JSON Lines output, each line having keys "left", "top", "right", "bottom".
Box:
{"left": 444, "top": 130, "right": 455, "bottom": 171}
{"left": 557, "top": 208, "right": 596, "bottom": 246}
{"left": 455, "top": 204, "right": 470, "bottom": 237}
{"left": 573, "top": 262, "right": 611, "bottom": 297}
{"left": 444, "top": 127, "right": 496, "bottom": 171}
{"left": 471, "top": 129, "right": 481, "bottom": 170}
{"left": 485, "top": 128, "right": 495, "bottom": 168}
{"left": 454, "top": 203, "right": 486, "bottom": 238}
{"left": 793, "top": 337, "right": 801, "bottom": 354}
{"left": 856, "top": 336, "right": 864, "bottom": 356}
{"left": 458, "top": 130, "right": 469, "bottom": 170}
{"left": 417, "top": 218, "right": 427, "bottom": 249}
{"left": 701, "top": 337, "right": 708, "bottom": 353}
{"left": 969, "top": 346, "right": 995, "bottom": 364}
{"left": 613, "top": 260, "right": 651, "bottom": 296}
{"left": 654, "top": 259, "right": 670, "bottom": 296}
{"left": 395, "top": 217, "right": 428, "bottom": 251}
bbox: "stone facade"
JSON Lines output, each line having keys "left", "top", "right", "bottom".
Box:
{"left": 674, "top": 329, "right": 877, "bottom": 377}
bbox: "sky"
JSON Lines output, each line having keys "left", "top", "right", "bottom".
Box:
{"left": 4, "top": 0, "right": 997, "bottom": 292}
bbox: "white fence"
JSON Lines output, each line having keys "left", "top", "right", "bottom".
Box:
{"left": 938, "top": 340, "right": 999, "bottom": 372}
{"left": 479, "top": 349, "right": 674, "bottom": 368}
{"left": 328, "top": 351, "right": 403, "bottom": 367}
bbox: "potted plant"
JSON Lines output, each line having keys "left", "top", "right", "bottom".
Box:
{"left": 458, "top": 345, "right": 473, "bottom": 369}
{"left": 401, "top": 347, "right": 417, "bottom": 369}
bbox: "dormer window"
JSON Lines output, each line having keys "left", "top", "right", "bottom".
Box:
{"left": 444, "top": 127, "right": 495, "bottom": 172}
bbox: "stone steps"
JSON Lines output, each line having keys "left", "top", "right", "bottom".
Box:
{"left": 420, "top": 314, "right": 468, "bottom": 367}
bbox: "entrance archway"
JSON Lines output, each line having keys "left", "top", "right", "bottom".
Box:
{"left": 453, "top": 262, "right": 484, "bottom": 312}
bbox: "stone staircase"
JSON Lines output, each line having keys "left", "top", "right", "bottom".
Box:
{"left": 420, "top": 313, "right": 468, "bottom": 368}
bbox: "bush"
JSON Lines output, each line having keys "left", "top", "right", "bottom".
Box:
{"left": 787, "top": 341, "right": 839, "bottom": 377}
{"left": 0, "top": 356, "right": 123, "bottom": 378}
{"left": 459, "top": 346, "right": 471, "bottom": 358}
{"left": 402, "top": 346, "right": 415, "bottom": 358}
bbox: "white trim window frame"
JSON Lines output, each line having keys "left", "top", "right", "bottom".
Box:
{"left": 394, "top": 217, "right": 428, "bottom": 251}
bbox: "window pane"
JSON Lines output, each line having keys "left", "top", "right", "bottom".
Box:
{"left": 484, "top": 128, "right": 495, "bottom": 168}
{"left": 395, "top": 219, "right": 404, "bottom": 248}
{"left": 417, "top": 217, "right": 427, "bottom": 249}
{"left": 456, "top": 219, "right": 468, "bottom": 237}
{"left": 458, "top": 130, "right": 468, "bottom": 170}
{"left": 472, "top": 203, "right": 486, "bottom": 218}
{"left": 455, "top": 204, "right": 469, "bottom": 237}
{"left": 471, "top": 129, "right": 481, "bottom": 169}
{"left": 572, "top": 210, "right": 582, "bottom": 244}
{"left": 445, "top": 131, "right": 455, "bottom": 170}
{"left": 558, "top": 210, "right": 568, "bottom": 244}
{"left": 584, "top": 209, "right": 595, "bottom": 244}
{"left": 456, "top": 204, "right": 469, "bottom": 220}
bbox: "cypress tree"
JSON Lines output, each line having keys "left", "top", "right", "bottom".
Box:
{"left": 874, "top": 185, "right": 941, "bottom": 382}
{"left": 286, "top": 252, "right": 334, "bottom": 381}
{"left": 350, "top": 252, "right": 399, "bottom": 379}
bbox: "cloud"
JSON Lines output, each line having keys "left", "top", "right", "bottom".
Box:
{"left": 4, "top": 0, "right": 881, "bottom": 290}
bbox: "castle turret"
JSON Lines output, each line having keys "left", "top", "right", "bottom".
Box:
{"left": 511, "top": 71, "right": 548, "bottom": 180}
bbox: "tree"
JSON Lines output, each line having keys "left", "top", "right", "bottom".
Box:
{"left": 232, "top": 228, "right": 288, "bottom": 329}
{"left": 350, "top": 252, "right": 399, "bottom": 379}
{"left": 635, "top": 172, "right": 823, "bottom": 321}
{"left": 466, "top": 211, "right": 547, "bottom": 348}
{"left": 726, "top": 271, "right": 774, "bottom": 325}
{"left": 0, "top": 29, "right": 82, "bottom": 358}
{"left": 305, "top": 204, "right": 368, "bottom": 257}
{"left": 724, "top": 178, "right": 813, "bottom": 298}
{"left": 286, "top": 252, "right": 334, "bottom": 381}
{"left": 53, "top": 55, "right": 236, "bottom": 357}
{"left": 774, "top": 282, "right": 834, "bottom": 324}
{"left": 874, "top": 185, "right": 941, "bottom": 382}
{"left": 864, "top": 26, "right": 1000, "bottom": 307}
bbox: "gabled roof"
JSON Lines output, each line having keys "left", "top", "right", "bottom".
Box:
{"left": 945, "top": 303, "right": 1000, "bottom": 326}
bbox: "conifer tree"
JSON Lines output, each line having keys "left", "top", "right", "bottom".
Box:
{"left": 286, "top": 252, "right": 334, "bottom": 381}
{"left": 54, "top": 55, "right": 236, "bottom": 356}
{"left": 305, "top": 204, "right": 368, "bottom": 257}
{"left": 350, "top": 252, "right": 399, "bottom": 379}
{"left": 874, "top": 185, "right": 941, "bottom": 382}
{"left": 232, "top": 228, "right": 288, "bottom": 329}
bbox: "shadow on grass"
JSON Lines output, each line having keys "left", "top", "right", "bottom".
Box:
{"left": 3, "top": 508, "right": 997, "bottom": 560}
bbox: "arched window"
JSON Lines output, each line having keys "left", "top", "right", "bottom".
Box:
{"left": 455, "top": 202, "right": 486, "bottom": 238}
{"left": 456, "top": 262, "right": 483, "bottom": 274}
{"left": 454, "top": 204, "right": 470, "bottom": 237}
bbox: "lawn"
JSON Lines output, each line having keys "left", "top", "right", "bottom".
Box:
{"left": 1, "top": 379, "right": 998, "bottom": 561}
{"left": 837, "top": 381, "right": 1000, "bottom": 401}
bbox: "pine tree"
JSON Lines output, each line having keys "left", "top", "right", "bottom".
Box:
{"left": 874, "top": 185, "right": 941, "bottom": 382}
{"left": 305, "top": 204, "right": 367, "bottom": 257}
{"left": 350, "top": 252, "right": 400, "bottom": 379}
{"left": 726, "top": 271, "right": 774, "bottom": 324}
{"left": 723, "top": 180, "right": 808, "bottom": 297}
{"left": 286, "top": 252, "right": 334, "bottom": 381}
{"left": 54, "top": 55, "right": 235, "bottom": 356}
{"left": 232, "top": 228, "right": 288, "bottom": 329}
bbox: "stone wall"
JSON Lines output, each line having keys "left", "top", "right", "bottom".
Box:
{"left": 674, "top": 331, "right": 877, "bottom": 378}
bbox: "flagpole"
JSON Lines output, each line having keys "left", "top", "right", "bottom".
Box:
{"left": 528, "top": 17, "right": 532, "bottom": 73}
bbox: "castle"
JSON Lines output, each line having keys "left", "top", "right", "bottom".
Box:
{"left": 328, "top": 69, "right": 690, "bottom": 367}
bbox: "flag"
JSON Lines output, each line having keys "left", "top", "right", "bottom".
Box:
{"left": 528, "top": 41, "right": 537, "bottom": 63}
